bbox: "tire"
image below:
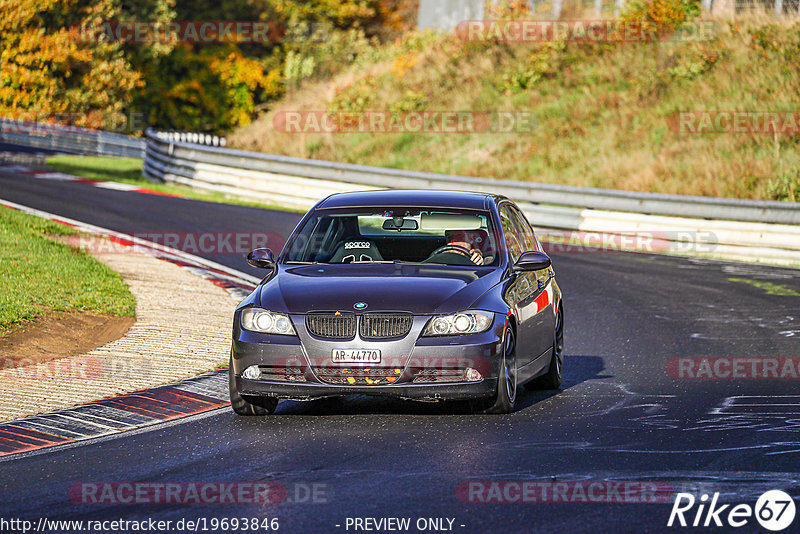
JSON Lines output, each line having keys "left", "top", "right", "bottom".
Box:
{"left": 528, "top": 306, "right": 564, "bottom": 390}
{"left": 473, "top": 328, "right": 517, "bottom": 414}
{"left": 229, "top": 359, "right": 278, "bottom": 416}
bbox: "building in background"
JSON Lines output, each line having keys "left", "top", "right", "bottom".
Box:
{"left": 418, "top": 0, "right": 484, "bottom": 30}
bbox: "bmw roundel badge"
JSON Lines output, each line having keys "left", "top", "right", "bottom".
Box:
{"left": 354, "top": 302, "right": 368, "bottom": 310}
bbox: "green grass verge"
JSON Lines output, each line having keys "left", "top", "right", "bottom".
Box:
{"left": 46, "top": 155, "right": 145, "bottom": 183}
{"left": 0, "top": 206, "right": 136, "bottom": 336}
{"left": 230, "top": 15, "right": 800, "bottom": 202}
{"left": 45, "top": 155, "right": 303, "bottom": 212}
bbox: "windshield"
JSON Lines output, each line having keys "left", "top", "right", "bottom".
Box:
{"left": 283, "top": 207, "right": 500, "bottom": 266}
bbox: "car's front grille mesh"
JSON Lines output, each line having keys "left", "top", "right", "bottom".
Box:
{"left": 305, "top": 312, "right": 412, "bottom": 339}
{"left": 315, "top": 367, "right": 402, "bottom": 386}
{"left": 359, "top": 313, "right": 413, "bottom": 339}
{"left": 306, "top": 313, "right": 356, "bottom": 339}
{"left": 411, "top": 368, "right": 463, "bottom": 383}
{"left": 258, "top": 365, "right": 306, "bottom": 382}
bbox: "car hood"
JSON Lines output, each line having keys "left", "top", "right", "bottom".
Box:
{"left": 257, "top": 263, "right": 502, "bottom": 315}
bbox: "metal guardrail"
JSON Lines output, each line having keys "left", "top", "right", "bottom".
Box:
{"left": 143, "top": 129, "right": 800, "bottom": 265}
{"left": 0, "top": 121, "right": 227, "bottom": 159}
{"left": 3, "top": 123, "right": 797, "bottom": 264}
{"left": 144, "top": 129, "right": 799, "bottom": 225}
{"left": 0, "top": 119, "right": 146, "bottom": 158}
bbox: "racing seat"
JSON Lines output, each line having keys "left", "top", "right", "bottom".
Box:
{"left": 329, "top": 239, "right": 384, "bottom": 263}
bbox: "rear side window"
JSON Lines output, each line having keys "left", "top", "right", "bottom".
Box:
{"left": 499, "top": 204, "right": 524, "bottom": 263}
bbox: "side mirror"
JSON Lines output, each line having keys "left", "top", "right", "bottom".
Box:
{"left": 513, "top": 250, "right": 551, "bottom": 272}
{"left": 247, "top": 248, "right": 275, "bottom": 270}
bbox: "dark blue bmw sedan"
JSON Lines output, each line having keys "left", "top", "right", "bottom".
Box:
{"left": 230, "top": 190, "right": 563, "bottom": 414}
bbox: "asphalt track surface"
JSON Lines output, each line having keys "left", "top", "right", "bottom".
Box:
{"left": 1, "top": 159, "right": 800, "bottom": 533}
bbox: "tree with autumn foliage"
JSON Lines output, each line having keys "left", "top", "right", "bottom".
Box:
{"left": 0, "top": 0, "right": 151, "bottom": 130}
{"left": 1, "top": 0, "right": 417, "bottom": 134}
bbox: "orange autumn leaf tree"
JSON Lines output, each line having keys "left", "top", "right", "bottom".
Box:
{"left": 0, "top": 0, "right": 142, "bottom": 131}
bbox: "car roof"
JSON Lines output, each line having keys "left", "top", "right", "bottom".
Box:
{"left": 316, "top": 190, "right": 501, "bottom": 210}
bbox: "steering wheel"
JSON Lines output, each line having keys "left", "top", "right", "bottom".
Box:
{"left": 428, "top": 244, "right": 481, "bottom": 265}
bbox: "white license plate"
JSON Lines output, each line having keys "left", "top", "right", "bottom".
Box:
{"left": 332, "top": 349, "right": 381, "bottom": 363}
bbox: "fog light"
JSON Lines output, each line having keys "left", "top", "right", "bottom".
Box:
{"left": 464, "top": 367, "right": 482, "bottom": 381}
{"left": 243, "top": 365, "right": 261, "bottom": 380}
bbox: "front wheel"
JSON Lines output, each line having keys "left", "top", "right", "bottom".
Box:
{"left": 229, "top": 358, "right": 278, "bottom": 416}
{"left": 473, "top": 328, "right": 517, "bottom": 414}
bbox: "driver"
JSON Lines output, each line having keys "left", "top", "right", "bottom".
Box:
{"left": 424, "top": 230, "right": 486, "bottom": 266}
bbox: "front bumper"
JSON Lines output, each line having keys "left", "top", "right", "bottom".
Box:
{"left": 235, "top": 375, "right": 498, "bottom": 401}
{"left": 231, "top": 313, "right": 505, "bottom": 402}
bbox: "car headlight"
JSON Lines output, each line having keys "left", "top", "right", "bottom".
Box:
{"left": 422, "top": 311, "right": 494, "bottom": 336}
{"left": 241, "top": 308, "right": 296, "bottom": 335}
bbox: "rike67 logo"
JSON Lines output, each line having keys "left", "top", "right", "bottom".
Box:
{"left": 668, "top": 490, "right": 796, "bottom": 531}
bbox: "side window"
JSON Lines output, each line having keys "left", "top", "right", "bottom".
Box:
{"left": 293, "top": 216, "right": 341, "bottom": 262}
{"left": 509, "top": 205, "right": 539, "bottom": 252}
{"left": 499, "top": 204, "right": 524, "bottom": 263}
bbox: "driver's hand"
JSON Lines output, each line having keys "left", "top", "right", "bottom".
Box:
{"left": 469, "top": 249, "right": 484, "bottom": 265}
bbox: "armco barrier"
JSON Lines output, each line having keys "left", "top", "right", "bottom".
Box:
{"left": 143, "top": 130, "right": 799, "bottom": 225}
{"left": 0, "top": 120, "right": 226, "bottom": 159}
{"left": 142, "top": 129, "right": 800, "bottom": 266}
{"left": 2, "top": 121, "right": 797, "bottom": 265}
{"left": 0, "top": 119, "right": 146, "bottom": 158}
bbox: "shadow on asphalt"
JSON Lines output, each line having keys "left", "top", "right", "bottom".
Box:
{"left": 514, "top": 355, "right": 610, "bottom": 411}
{"left": 264, "top": 355, "right": 609, "bottom": 417}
